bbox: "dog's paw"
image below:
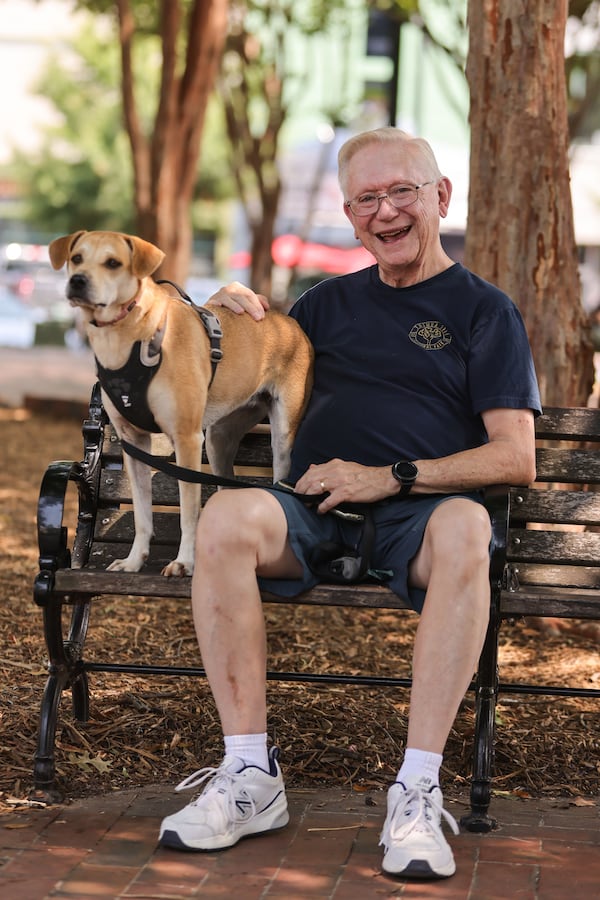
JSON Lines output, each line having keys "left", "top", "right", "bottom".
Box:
{"left": 107, "top": 555, "right": 146, "bottom": 573}
{"left": 161, "top": 560, "right": 193, "bottom": 577}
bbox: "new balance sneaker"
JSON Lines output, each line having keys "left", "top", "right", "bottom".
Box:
{"left": 379, "top": 776, "right": 459, "bottom": 879}
{"left": 158, "top": 746, "right": 289, "bottom": 851}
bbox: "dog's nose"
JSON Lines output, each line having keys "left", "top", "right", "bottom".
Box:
{"left": 69, "top": 274, "right": 88, "bottom": 290}
{"left": 67, "top": 272, "right": 91, "bottom": 303}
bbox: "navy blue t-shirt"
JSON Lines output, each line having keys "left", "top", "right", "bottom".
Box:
{"left": 287, "top": 263, "right": 541, "bottom": 482}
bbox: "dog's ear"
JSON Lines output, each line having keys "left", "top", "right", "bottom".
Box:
{"left": 127, "top": 236, "right": 166, "bottom": 278}
{"left": 48, "top": 231, "right": 87, "bottom": 270}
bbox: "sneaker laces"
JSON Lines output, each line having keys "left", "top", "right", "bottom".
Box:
{"left": 380, "top": 784, "right": 459, "bottom": 848}
{"left": 174, "top": 758, "right": 256, "bottom": 819}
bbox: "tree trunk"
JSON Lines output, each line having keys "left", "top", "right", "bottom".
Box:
{"left": 117, "top": 0, "right": 229, "bottom": 283}
{"left": 465, "top": 0, "right": 593, "bottom": 407}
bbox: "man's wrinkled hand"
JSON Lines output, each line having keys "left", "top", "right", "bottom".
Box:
{"left": 206, "top": 281, "right": 270, "bottom": 321}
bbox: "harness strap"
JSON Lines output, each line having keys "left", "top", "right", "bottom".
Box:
{"left": 156, "top": 279, "right": 223, "bottom": 387}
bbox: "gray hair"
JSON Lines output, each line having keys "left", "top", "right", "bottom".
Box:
{"left": 337, "top": 127, "right": 442, "bottom": 195}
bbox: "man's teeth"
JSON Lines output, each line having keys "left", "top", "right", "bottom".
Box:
{"left": 378, "top": 226, "right": 410, "bottom": 241}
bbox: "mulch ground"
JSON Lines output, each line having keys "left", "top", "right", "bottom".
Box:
{"left": 1, "top": 406, "right": 599, "bottom": 813}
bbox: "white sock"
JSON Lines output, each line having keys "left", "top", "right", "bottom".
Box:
{"left": 224, "top": 733, "right": 269, "bottom": 771}
{"left": 397, "top": 748, "right": 443, "bottom": 788}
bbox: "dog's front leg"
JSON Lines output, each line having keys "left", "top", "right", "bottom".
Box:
{"left": 162, "top": 431, "right": 203, "bottom": 577}
{"left": 107, "top": 428, "right": 154, "bottom": 572}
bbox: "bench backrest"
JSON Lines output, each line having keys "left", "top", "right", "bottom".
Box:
{"left": 507, "top": 406, "right": 600, "bottom": 592}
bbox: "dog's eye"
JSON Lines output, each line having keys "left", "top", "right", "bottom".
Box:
{"left": 105, "top": 258, "right": 122, "bottom": 270}
{"left": 71, "top": 253, "right": 83, "bottom": 265}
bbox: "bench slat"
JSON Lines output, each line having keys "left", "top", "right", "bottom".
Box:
{"left": 51, "top": 568, "right": 413, "bottom": 610}
{"left": 509, "top": 487, "right": 600, "bottom": 525}
{"left": 534, "top": 447, "right": 600, "bottom": 483}
{"left": 512, "top": 562, "right": 600, "bottom": 589}
{"left": 99, "top": 470, "right": 272, "bottom": 505}
{"left": 94, "top": 511, "right": 181, "bottom": 543}
{"left": 536, "top": 406, "right": 600, "bottom": 441}
{"left": 508, "top": 528, "right": 600, "bottom": 564}
{"left": 84, "top": 542, "right": 183, "bottom": 571}
{"left": 500, "top": 584, "right": 600, "bottom": 618}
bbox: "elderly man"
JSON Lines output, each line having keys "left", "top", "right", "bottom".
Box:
{"left": 158, "top": 127, "right": 541, "bottom": 880}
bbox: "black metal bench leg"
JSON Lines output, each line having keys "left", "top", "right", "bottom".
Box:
{"left": 461, "top": 598, "right": 500, "bottom": 832}
{"left": 31, "top": 599, "right": 91, "bottom": 801}
{"left": 32, "top": 668, "right": 69, "bottom": 801}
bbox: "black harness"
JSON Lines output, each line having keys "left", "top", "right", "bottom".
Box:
{"left": 94, "top": 281, "right": 223, "bottom": 434}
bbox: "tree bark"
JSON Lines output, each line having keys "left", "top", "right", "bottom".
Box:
{"left": 116, "top": 0, "right": 229, "bottom": 282}
{"left": 219, "top": 10, "right": 286, "bottom": 297}
{"left": 465, "top": 0, "right": 593, "bottom": 407}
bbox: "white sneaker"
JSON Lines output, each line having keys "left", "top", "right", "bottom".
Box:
{"left": 379, "top": 776, "right": 459, "bottom": 879}
{"left": 158, "top": 746, "right": 289, "bottom": 851}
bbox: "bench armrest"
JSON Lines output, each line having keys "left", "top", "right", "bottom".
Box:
{"left": 483, "top": 484, "right": 511, "bottom": 586}
{"left": 34, "top": 459, "right": 96, "bottom": 606}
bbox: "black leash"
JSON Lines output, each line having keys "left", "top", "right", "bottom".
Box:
{"left": 121, "top": 439, "right": 386, "bottom": 585}
{"left": 121, "top": 438, "right": 328, "bottom": 506}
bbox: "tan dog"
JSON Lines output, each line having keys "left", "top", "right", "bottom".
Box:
{"left": 49, "top": 230, "right": 313, "bottom": 577}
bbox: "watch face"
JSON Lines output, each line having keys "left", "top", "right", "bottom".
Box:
{"left": 395, "top": 461, "right": 418, "bottom": 481}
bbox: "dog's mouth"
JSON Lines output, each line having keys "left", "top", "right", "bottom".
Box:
{"left": 67, "top": 293, "right": 99, "bottom": 309}
{"left": 67, "top": 275, "right": 104, "bottom": 308}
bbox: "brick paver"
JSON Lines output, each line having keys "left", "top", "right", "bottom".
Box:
{"left": 1, "top": 786, "right": 598, "bottom": 899}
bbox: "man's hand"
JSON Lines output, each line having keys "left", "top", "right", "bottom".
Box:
{"left": 294, "top": 460, "right": 398, "bottom": 514}
{"left": 206, "top": 281, "right": 269, "bottom": 321}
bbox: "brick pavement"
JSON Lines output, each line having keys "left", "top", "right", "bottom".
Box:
{"left": 1, "top": 785, "right": 599, "bottom": 899}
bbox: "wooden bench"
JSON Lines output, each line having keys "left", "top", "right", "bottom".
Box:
{"left": 33, "top": 385, "right": 600, "bottom": 829}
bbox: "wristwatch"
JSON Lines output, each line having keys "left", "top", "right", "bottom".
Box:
{"left": 391, "top": 460, "right": 419, "bottom": 496}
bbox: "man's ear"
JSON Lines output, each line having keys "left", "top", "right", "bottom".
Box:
{"left": 437, "top": 177, "right": 452, "bottom": 219}
{"left": 343, "top": 202, "right": 355, "bottom": 230}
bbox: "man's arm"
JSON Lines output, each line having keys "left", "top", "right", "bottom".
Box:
{"left": 294, "top": 408, "right": 537, "bottom": 514}
{"left": 411, "top": 407, "right": 537, "bottom": 494}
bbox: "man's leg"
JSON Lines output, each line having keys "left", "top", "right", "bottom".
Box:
{"left": 380, "top": 498, "right": 491, "bottom": 879}
{"left": 407, "top": 498, "right": 492, "bottom": 751}
{"left": 191, "top": 487, "right": 303, "bottom": 734}
{"left": 159, "top": 488, "right": 302, "bottom": 851}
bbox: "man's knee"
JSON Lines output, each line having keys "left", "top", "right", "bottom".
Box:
{"left": 196, "top": 489, "right": 268, "bottom": 560}
{"left": 428, "top": 499, "right": 491, "bottom": 568}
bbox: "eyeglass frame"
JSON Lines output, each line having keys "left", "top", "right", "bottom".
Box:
{"left": 345, "top": 181, "right": 436, "bottom": 217}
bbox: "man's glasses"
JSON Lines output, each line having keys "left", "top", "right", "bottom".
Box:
{"left": 345, "top": 181, "right": 435, "bottom": 217}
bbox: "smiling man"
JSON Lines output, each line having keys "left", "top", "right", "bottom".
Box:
{"left": 158, "top": 127, "right": 541, "bottom": 881}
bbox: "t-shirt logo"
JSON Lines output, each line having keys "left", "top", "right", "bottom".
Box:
{"left": 409, "top": 321, "right": 452, "bottom": 351}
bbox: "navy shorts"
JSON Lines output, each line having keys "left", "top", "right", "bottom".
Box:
{"left": 257, "top": 489, "right": 485, "bottom": 614}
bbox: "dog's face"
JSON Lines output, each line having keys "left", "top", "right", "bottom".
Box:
{"left": 48, "top": 230, "right": 165, "bottom": 313}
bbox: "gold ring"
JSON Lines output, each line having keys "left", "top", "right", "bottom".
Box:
{"left": 320, "top": 481, "right": 326, "bottom": 491}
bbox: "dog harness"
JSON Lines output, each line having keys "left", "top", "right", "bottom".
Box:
{"left": 94, "top": 284, "right": 223, "bottom": 433}
{"left": 95, "top": 328, "right": 165, "bottom": 433}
